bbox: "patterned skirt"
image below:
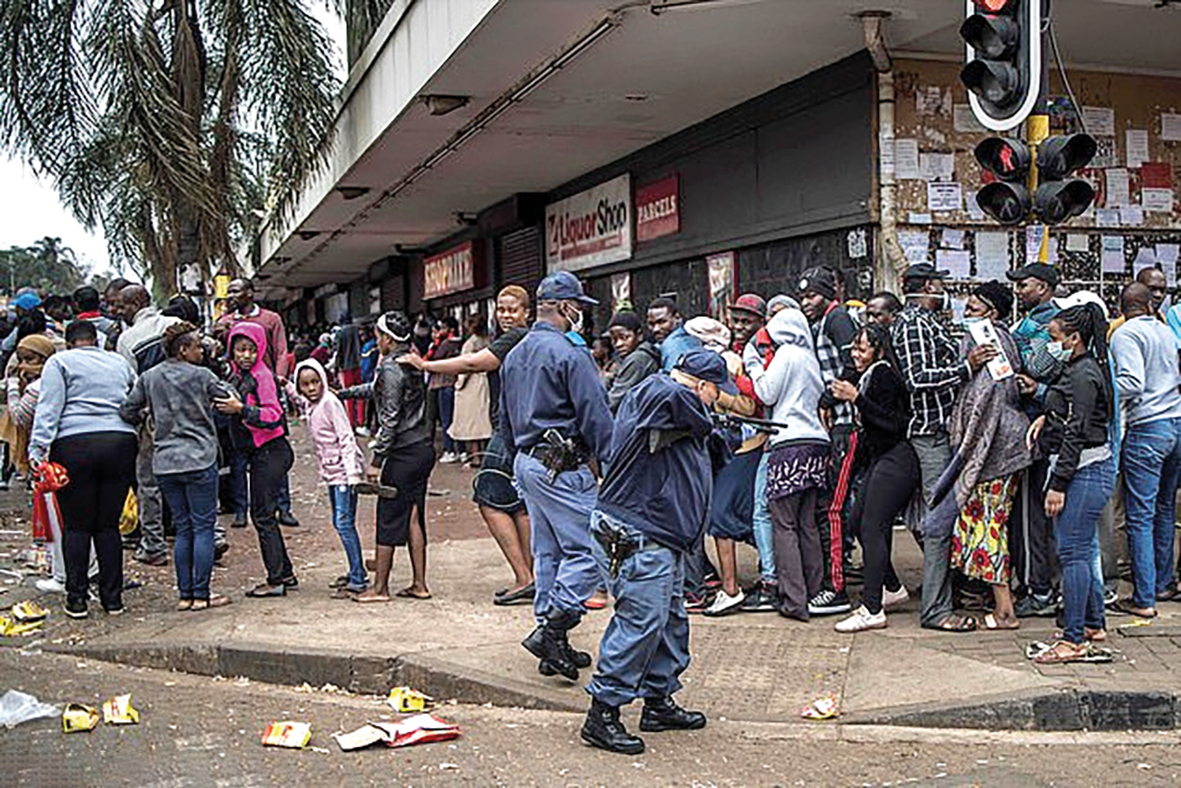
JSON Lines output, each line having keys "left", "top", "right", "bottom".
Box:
{"left": 950, "top": 474, "right": 1018, "bottom": 585}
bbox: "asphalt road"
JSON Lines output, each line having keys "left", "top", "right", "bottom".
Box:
{"left": 2, "top": 650, "right": 1179, "bottom": 788}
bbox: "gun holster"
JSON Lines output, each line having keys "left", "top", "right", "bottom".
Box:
{"left": 592, "top": 520, "right": 639, "bottom": 579}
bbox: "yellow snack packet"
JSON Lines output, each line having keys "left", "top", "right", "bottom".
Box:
{"left": 62, "top": 703, "right": 100, "bottom": 733}
{"left": 387, "top": 686, "right": 433, "bottom": 713}
{"left": 11, "top": 600, "right": 49, "bottom": 622}
{"left": 102, "top": 694, "right": 140, "bottom": 725}
{"left": 260, "top": 721, "right": 311, "bottom": 748}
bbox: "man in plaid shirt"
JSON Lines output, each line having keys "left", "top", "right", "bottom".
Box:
{"left": 892, "top": 264, "right": 997, "bottom": 632}
{"left": 798, "top": 267, "right": 859, "bottom": 616}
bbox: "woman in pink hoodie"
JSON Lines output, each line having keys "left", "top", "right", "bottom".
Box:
{"left": 215, "top": 322, "right": 298, "bottom": 597}
{"left": 292, "top": 358, "right": 368, "bottom": 596}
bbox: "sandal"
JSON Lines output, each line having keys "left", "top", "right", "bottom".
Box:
{"left": 1052, "top": 627, "right": 1106, "bottom": 642}
{"left": 246, "top": 583, "right": 286, "bottom": 598}
{"left": 329, "top": 575, "right": 350, "bottom": 590}
{"left": 353, "top": 591, "right": 391, "bottom": 603}
{"left": 191, "top": 594, "right": 232, "bottom": 611}
{"left": 926, "top": 613, "right": 977, "bottom": 633}
{"left": 1031, "top": 639, "right": 1114, "bottom": 664}
{"left": 1110, "top": 599, "right": 1156, "bottom": 618}
{"left": 395, "top": 587, "right": 432, "bottom": 600}
{"left": 981, "top": 612, "right": 1020, "bottom": 630}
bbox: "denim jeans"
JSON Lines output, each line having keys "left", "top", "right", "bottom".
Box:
{"left": 1056, "top": 456, "right": 1115, "bottom": 644}
{"left": 158, "top": 465, "right": 219, "bottom": 600}
{"left": 587, "top": 511, "right": 690, "bottom": 708}
{"left": 1121, "top": 417, "right": 1181, "bottom": 608}
{"left": 437, "top": 386, "right": 456, "bottom": 453}
{"left": 752, "top": 452, "right": 776, "bottom": 583}
{"left": 329, "top": 484, "right": 367, "bottom": 590}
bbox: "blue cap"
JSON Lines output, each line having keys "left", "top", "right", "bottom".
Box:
{"left": 675, "top": 349, "right": 738, "bottom": 396}
{"left": 536, "top": 271, "right": 598, "bottom": 305}
{"left": 12, "top": 292, "right": 42, "bottom": 311}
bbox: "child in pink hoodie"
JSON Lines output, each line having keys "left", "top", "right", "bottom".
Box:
{"left": 293, "top": 358, "right": 368, "bottom": 595}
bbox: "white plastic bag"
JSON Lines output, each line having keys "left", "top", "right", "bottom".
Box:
{"left": 0, "top": 689, "right": 59, "bottom": 728}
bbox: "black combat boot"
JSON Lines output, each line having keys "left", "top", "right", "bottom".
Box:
{"left": 580, "top": 698, "right": 645, "bottom": 755}
{"left": 522, "top": 624, "right": 592, "bottom": 669}
{"left": 639, "top": 695, "right": 707, "bottom": 732}
{"left": 520, "top": 610, "right": 580, "bottom": 680}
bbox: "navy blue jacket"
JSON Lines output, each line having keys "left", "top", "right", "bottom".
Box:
{"left": 499, "top": 321, "right": 612, "bottom": 465}
{"left": 597, "top": 375, "right": 715, "bottom": 552}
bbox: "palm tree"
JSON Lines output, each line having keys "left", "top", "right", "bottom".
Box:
{"left": 0, "top": 0, "right": 340, "bottom": 300}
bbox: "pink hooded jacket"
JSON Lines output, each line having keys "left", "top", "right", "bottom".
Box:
{"left": 227, "top": 321, "right": 286, "bottom": 448}
{"left": 292, "top": 358, "right": 365, "bottom": 485}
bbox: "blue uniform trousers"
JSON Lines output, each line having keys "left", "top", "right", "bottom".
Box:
{"left": 587, "top": 512, "right": 691, "bottom": 708}
{"left": 513, "top": 453, "right": 600, "bottom": 620}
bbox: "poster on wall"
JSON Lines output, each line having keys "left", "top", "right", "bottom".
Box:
{"left": 545, "top": 174, "right": 633, "bottom": 272}
{"left": 706, "top": 251, "right": 735, "bottom": 321}
{"left": 611, "top": 272, "right": 632, "bottom": 311}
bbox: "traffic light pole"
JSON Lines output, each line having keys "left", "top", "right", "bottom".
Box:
{"left": 1027, "top": 0, "right": 1052, "bottom": 262}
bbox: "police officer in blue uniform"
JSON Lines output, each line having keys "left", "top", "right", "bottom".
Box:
{"left": 500, "top": 271, "right": 613, "bottom": 681}
{"left": 580, "top": 349, "right": 730, "bottom": 755}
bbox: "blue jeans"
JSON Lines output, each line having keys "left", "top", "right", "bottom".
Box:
{"left": 752, "top": 452, "right": 776, "bottom": 583}
{"left": 587, "top": 511, "right": 690, "bottom": 708}
{"left": 513, "top": 453, "right": 600, "bottom": 621}
{"left": 158, "top": 466, "right": 219, "bottom": 600}
{"left": 437, "top": 386, "right": 456, "bottom": 453}
{"left": 227, "top": 448, "right": 249, "bottom": 519}
{"left": 329, "top": 485, "right": 367, "bottom": 590}
{"left": 1056, "top": 456, "right": 1115, "bottom": 644}
{"left": 1121, "top": 418, "right": 1181, "bottom": 608}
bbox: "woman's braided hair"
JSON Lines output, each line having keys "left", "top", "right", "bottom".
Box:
{"left": 854, "top": 323, "right": 900, "bottom": 371}
{"left": 1052, "top": 303, "right": 1114, "bottom": 420}
{"left": 163, "top": 320, "right": 201, "bottom": 359}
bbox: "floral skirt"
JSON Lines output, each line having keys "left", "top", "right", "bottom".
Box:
{"left": 950, "top": 474, "right": 1018, "bottom": 585}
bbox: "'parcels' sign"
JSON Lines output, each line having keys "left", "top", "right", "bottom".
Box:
{"left": 424, "top": 241, "right": 476, "bottom": 299}
{"left": 635, "top": 175, "right": 680, "bottom": 242}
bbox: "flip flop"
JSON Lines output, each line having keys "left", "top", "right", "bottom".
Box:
{"left": 493, "top": 582, "right": 535, "bottom": 606}
{"left": 1110, "top": 599, "right": 1156, "bottom": 618}
{"left": 395, "top": 587, "right": 432, "bottom": 600}
{"left": 981, "top": 613, "right": 1020, "bottom": 630}
{"left": 926, "top": 613, "right": 977, "bottom": 633}
{"left": 353, "top": 593, "right": 391, "bottom": 603}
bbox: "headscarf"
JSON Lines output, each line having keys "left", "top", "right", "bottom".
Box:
{"left": 2, "top": 335, "right": 58, "bottom": 475}
{"left": 16, "top": 335, "right": 56, "bottom": 386}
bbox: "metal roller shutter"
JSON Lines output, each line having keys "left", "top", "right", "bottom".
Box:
{"left": 497, "top": 226, "right": 543, "bottom": 296}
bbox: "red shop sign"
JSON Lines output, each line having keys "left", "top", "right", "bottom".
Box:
{"left": 423, "top": 241, "right": 476, "bottom": 299}
{"left": 635, "top": 175, "right": 680, "bottom": 243}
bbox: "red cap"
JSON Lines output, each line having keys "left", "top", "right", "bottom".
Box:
{"left": 729, "top": 293, "right": 767, "bottom": 319}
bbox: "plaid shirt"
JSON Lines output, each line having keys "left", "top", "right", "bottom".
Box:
{"left": 891, "top": 304, "right": 970, "bottom": 438}
{"left": 813, "top": 305, "right": 855, "bottom": 428}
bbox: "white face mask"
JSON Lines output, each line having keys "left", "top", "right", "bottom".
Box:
{"left": 565, "top": 304, "right": 584, "bottom": 334}
{"left": 1047, "top": 340, "right": 1073, "bottom": 362}
{"left": 963, "top": 315, "right": 986, "bottom": 326}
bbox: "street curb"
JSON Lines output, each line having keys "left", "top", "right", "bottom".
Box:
{"left": 40, "top": 640, "right": 584, "bottom": 713}
{"left": 843, "top": 686, "right": 1181, "bottom": 731}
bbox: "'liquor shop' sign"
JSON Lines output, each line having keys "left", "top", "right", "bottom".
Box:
{"left": 545, "top": 174, "right": 633, "bottom": 273}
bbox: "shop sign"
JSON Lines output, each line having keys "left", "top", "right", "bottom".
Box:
{"left": 635, "top": 175, "right": 680, "bottom": 242}
{"left": 545, "top": 174, "right": 632, "bottom": 272}
{"left": 424, "top": 241, "right": 476, "bottom": 299}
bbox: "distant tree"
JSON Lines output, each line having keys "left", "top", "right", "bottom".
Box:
{"left": 0, "top": 239, "right": 88, "bottom": 294}
{"left": 0, "top": 0, "right": 341, "bottom": 301}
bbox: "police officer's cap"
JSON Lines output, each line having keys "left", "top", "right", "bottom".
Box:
{"left": 675, "top": 349, "right": 738, "bottom": 396}
{"left": 537, "top": 271, "right": 598, "bottom": 305}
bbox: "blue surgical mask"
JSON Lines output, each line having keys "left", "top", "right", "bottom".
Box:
{"left": 962, "top": 316, "right": 986, "bottom": 326}
{"left": 1047, "top": 340, "right": 1073, "bottom": 362}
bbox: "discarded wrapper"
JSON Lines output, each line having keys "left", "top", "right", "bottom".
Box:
{"left": 62, "top": 703, "right": 100, "bottom": 733}
{"left": 355, "top": 481, "right": 398, "bottom": 499}
{"left": 801, "top": 695, "right": 839, "bottom": 721}
{"left": 261, "top": 721, "right": 312, "bottom": 748}
{"left": 102, "top": 694, "right": 140, "bottom": 725}
{"left": 387, "top": 686, "right": 433, "bottom": 713}
{"left": 11, "top": 600, "right": 49, "bottom": 623}
{"left": 0, "top": 615, "right": 45, "bottom": 637}
{"left": 334, "top": 714, "right": 460, "bottom": 751}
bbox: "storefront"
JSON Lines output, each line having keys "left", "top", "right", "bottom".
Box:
{"left": 421, "top": 238, "right": 493, "bottom": 326}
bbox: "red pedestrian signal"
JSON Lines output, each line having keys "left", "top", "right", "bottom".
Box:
{"left": 973, "top": 137, "right": 1032, "bottom": 226}
{"left": 960, "top": 0, "right": 1041, "bottom": 131}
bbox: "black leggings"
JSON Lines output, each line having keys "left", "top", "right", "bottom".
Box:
{"left": 50, "top": 431, "right": 137, "bottom": 610}
{"left": 246, "top": 437, "right": 295, "bottom": 585}
{"left": 855, "top": 442, "right": 920, "bottom": 614}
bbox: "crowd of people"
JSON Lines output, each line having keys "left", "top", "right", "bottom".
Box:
{"left": 5, "top": 258, "right": 1181, "bottom": 752}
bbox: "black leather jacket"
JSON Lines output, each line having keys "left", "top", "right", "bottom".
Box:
{"left": 1040, "top": 354, "right": 1111, "bottom": 493}
{"left": 340, "top": 348, "right": 428, "bottom": 460}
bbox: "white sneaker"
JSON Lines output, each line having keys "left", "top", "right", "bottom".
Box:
{"left": 703, "top": 588, "right": 745, "bottom": 617}
{"left": 834, "top": 605, "right": 887, "bottom": 633}
{"left": 355, "top": 427, "right": 371, "bottom": 437}
{"left": 439, "top": 452, "right": 460, "bottom": 464}
{"left": 35, "top": 577, "right": 65, "bottom": 594}
{"left": 882, "top": 585, "right": 910, "bottom": 611}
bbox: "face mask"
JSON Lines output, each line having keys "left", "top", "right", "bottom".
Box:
{"left": 1047, "top": 340, "right": 1073, "bottom": 362}
{"left": 962, "top": 316, "right": 985, "bottom": 326}
{"left": 566, "top": 305, "right": 584, "bottom": 334}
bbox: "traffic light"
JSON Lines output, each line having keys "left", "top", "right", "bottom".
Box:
{"left": 960, "top": 0, "right": 1042, "bottom": 131}
{"left": 1033, "top": 134, "right": 1097, "bottom": 224}
{"left": 973, "top": 137, "right": 1032, "bottom": 225}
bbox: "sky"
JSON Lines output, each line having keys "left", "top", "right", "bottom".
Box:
{"left": 0, "top": 4, "right": 346, "bottom": 281}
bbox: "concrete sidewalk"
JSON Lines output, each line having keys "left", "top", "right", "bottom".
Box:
{"left": 4, "top": 431, "right": 1181, "bottom": 731}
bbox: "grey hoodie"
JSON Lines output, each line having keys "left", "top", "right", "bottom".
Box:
{"left": 120, "top": 358, "right": 229, "bottom": 475}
